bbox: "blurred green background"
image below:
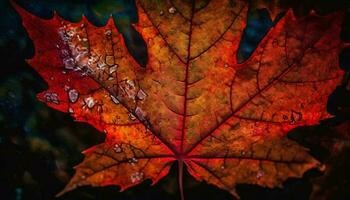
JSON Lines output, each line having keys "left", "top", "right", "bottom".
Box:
{"left": 1, "top": 0, "right": 350, "bottom": 200}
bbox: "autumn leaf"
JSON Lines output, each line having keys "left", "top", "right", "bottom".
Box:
{"left": 12, "top": 0, "right": 346, "bottom": 199}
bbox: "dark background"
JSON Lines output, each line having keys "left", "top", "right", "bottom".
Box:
{"left": 1, "top": 0, "right": 350, "bottom": 199}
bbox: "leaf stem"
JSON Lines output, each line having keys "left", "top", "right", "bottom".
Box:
{"left": 178, "top": 159, "right": 185, "bottom": 200}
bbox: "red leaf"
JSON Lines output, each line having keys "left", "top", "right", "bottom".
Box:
{"left": 13, "top": 0, "right": 345, "bottom": 199}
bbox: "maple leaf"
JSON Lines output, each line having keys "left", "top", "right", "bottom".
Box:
{"left": 13, "top": 0, "right": 346, "bottom": 199}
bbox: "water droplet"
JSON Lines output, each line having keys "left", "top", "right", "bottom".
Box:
{"left": 68, "top": 89, "right": 79, "bottom": 103}
{"left": 241, "top": 151, "right": 246, "bottom": 156}
{"left": 113, "top": 144, "right": 122, "bottom": 153}
{"left": 44, "top": 92, "right": 60, "bottom": 104}
{"left": 130, "top": 172, "right": 143, "bottom": 183}
{"left": 110, "top": 95, "right": 120, "bottom": 104}
{"left": 290, "top": 110, "right": 302, "bottom": 125}
{"left": 97, "top": 61, "right": 107, "bottom": 69}
{"left": 220, "top": 165, "right": 225, "bottom": 170}
{"left": 64, "top": 85, "right": 70, "bottom": 91}
{"left": 97, "top": 105, "right": 103, "bottom": 113}
{"left": 126, "top": 80, "right": 135, "bottom": 88}
{"left": 129, "top": 113, "right": 136, "bottom": 121}
{"left": 88, "top": 55, "right": 98, "bottom": 65}
{"left": 168, "top": 7, "right": 176, "bottom": 14}
{"left": 256, "top": 170, "right": 264, "bottom": 179}
{"left": 67, "top": 29, "right": 75, "bottom": 37}
{"left": 63, "top": 57, "right": 75, "bottom": 70}
{"left": 85, "top": 97, "right": 95, "bottom": 108}
{"left": 105, "top": 30, "right": 112, "bottom": 36}
{"left": 81, "top": 175, "right": 86, "bottom": 179}
{"left": 120, "top": 79, "right": 137, "bottom": 100}
{"left": 224, "top": 63, "right": 229, "bottom": 68}
{"left": 148, "top": 38, "right": 154, "bottom": 46}
{"left": 159, "top": 10, "right": 164, "bottom": 15}
{"left": 61, "top": 49, "right": 69, "bottom": 57}
{"left": 128, "top": 157, "right": 138, "bottom": 165}
{"left": 109, "top": 65, "right": 118, "bottom": 74}
{"left": 68, "top": 107, "right": 74, "bottom": 113}
{"left": 136, "top": 89, "right": 147, "bottom": 100}
{"left": 135, "top": 107, "right": 146, "bottom": 121}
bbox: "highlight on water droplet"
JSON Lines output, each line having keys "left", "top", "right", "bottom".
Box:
{"left": 168, "top": 7, "right": 176, "bottom": 14}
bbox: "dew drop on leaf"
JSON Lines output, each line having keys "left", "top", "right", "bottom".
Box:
{"left": 109, "top": 65, "right": 118, "bottom": 74}
{"left": 256, "top": 170, "right": 264, "bottom": 179}
{"left": 85, "top": 97, "right": 95, "bottom": 108}
{"left": 136, "top": 89, "right": 147, "bottom": 100}
{"left": 110, "top": 95, "right": 120, "bottom": 104}
{"left": 130, "top": 172, "right": 143, "bottom": 183}
{"left": 105, "top": 30, "right": 112, "bottom": 36}
{"left": 64, "top": 85, "right": 70, "bottom": 91}
{"left": 68, "top": 107, "right": 74, "bottom": 113}
{"left": 44, "top": 92, "right": 60, "bottom": 104}
{"left": 128, "top": 113, "right": 137, "bottom": 121}
{"left": 147, "top": 38, "right": 154, "bottom": 46}
{"left": 68, "top": 89, "right": 79, "bottom": 103}
{"left": 120, "top": 79, "right": 137, "bottom": 100}
{"left": 113, "top": 144, "right": 122, "bottom": 153}
{"left": 63, "top": 57, "right": 75, "bottom": 70}
{"left": 135, "top": 107, "right": 146, "bottom": 120}
{"left": 168, "top": 7, "right": 176, "bottom": 14}
{"left": 128, "top": 157, "right": 138, "bottom": 165}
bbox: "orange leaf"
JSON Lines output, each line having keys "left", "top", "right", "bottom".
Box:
{"left": 13, "top": 0, "right": 345, "bottom": 199}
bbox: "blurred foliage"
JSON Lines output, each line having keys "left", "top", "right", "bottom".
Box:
{"left": 0, "top": 0, "right": 350, "bottom": 200}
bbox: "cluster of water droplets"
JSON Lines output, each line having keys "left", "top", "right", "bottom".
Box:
{"left": 128, "top": 157, "right": 138, "bottom": 166}
{"left": 113, "top": 144, "right": 122, "bottom": 153}
{"left": 44, "top": 92, "right": 60, "bottom": 104}
{"left": 130, "top": 171, "right": 143, "bottom": 183}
